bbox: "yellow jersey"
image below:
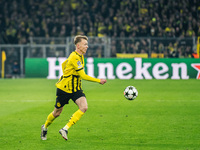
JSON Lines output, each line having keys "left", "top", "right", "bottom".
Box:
{"left": 56, "top": 51, "right": 100, "bottom": 93}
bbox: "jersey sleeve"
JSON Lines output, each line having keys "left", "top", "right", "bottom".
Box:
{"left": 77, "top": 69, "right": 101, "bottom": 83}
{"left": 71, "top": 55, "right": 84, "bottom": 71}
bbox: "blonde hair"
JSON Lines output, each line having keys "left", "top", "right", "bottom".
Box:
{"left": 74, "top": 35, "right": 88, "bottom": 45}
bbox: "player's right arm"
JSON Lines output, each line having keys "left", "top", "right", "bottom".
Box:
{"left": 77, "top": 69, "right": 100, "bottom": 83}
{"left": 99, "top": 79, "right": 107, "bottom": 85}
{"left": 77, "top": 69, "right": 107, "bottom": 84}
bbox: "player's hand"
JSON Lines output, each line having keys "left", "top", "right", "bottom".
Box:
{"left": 100, "top": 79, "right": 107, "bottom": 85}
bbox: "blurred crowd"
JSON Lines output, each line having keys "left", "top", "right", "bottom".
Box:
{"left": 0, "top": 0, "right": 199, "bottom": 59}
{"left": 0, "top": 0, "right": 199, "bottom": 44}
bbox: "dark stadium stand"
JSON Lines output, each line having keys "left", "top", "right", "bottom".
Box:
{"left": 0, "top": 0, "right": 199, "bottom": 44}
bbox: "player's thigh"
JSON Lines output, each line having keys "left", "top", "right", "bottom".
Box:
{"left": 75, "top": 96, "right": 88, "bottom": 112}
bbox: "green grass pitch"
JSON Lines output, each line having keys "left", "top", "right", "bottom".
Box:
{"left": 0, "top": 79, "right": 200, "bottom": 150}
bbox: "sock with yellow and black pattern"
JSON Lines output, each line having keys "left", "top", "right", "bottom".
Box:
{"left": 44, "top": 112, "right": 56, "bottom": 130}
{"left": 63, "top": 109, "right": 84, "bottom": 130}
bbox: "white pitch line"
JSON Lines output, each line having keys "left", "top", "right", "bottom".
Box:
{"left": 1, "top": 99, "right": 115, "bottom": 102}
{"left": 1, "top": 99, "right": 200, "bottom": 103}
{"left": 1, "top": 99, "right": 54, "bottom": 102}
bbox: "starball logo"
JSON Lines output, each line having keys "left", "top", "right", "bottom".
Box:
{"left": 46, "top": 57, "right": 200, "bottom": 79}
{"left": 191, "top": 64, "right": 200, "bottom": 79}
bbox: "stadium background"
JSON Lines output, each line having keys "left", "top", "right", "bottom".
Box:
{"left": 1, "top": 1, "right": 200, "bottom": 150}
{"left": 0, "top": 0, "right": 200, "bottom": 78}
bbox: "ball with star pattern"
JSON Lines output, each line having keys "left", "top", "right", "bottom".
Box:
{"left": 124, "top": 86, "right": 138, "bottom": 100}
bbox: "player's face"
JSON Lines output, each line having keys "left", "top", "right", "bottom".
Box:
{"left": 78, "top": 39, "right": 88, "bottom": 54}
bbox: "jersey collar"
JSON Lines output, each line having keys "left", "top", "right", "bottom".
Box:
{"left": 75, "top": 51, "right": 82, "bottom": 57}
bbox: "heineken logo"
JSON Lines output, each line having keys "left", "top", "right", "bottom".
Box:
{"left": 86, "top": 58, "right": 189, "bottom": 79}
{"left": 45, "top": 57, "right": 200, "bottom": 80}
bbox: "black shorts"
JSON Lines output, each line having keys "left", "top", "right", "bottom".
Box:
{"left": 55, "top": 88, "right": 86, "bottom": 108}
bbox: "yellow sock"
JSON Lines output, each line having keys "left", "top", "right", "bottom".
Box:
{"left": 44, "top": 112, "right": 55, "bottom": 128}
{"left": 64, "top": 109, "right": 84, "bottom": 130}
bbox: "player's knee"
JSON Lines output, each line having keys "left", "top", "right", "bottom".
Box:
{"left": 80, "top": 106, "right": 88, "bottom": 113}
{"left": 54, "top": 113, "right": 60, "bottom": 118}
{"left": 53, "top": 111, "right": 61, "bottom": 118}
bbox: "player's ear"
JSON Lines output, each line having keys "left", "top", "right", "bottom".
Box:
{"left": 76, "top": 43, "right": 79, "bottom": 48}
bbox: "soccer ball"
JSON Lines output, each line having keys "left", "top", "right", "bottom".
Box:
{"left": 124, "top": 86, "right": 138, "bottom": 100}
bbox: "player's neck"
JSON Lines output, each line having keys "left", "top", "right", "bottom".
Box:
{"left": 75, "top": 49, "right": 82, "bottom": 55}
{"left": 75, "top": 49, "right": 83, "bottom": 55}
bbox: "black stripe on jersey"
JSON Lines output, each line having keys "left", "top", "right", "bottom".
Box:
{"left": 81, "top": 55, "right": 83, "bottom": 64}
{"left": 72, "top": 75, "right": 80, "bottom": 92}
{"left": 76, "top": 76, "right": 79, "bottom": 91}
{"left": 79, "top": 78, "right": 82, "bottom": 90}
{"left": 73, "top": 75, "right": 79, "bottom": 77}
{"left": 63, "top": 75, "right": 71, "bottom": 78}
{"left": 76, "top": 68, "right": 83, "bottom": 71}
{"left": 72, "top": 75, "right": 74, "bottom": 93}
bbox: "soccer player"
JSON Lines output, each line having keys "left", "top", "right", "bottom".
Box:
{"left": 41, "top": 35, "right": 107, "bottom": 141}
